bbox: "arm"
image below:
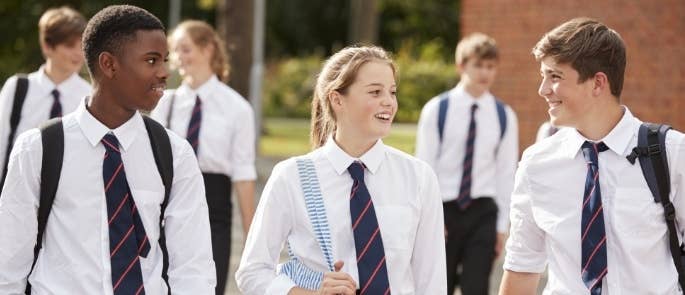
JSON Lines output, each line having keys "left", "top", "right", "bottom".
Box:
{"left": 499, "top": 270, "right": 540, "bottom": 295}
{"left": 495, "top": 108, "right": 519, "bottom": 253}
{"left": 0, "top": 130, "right": 42, "bottom": 293}
{"left": 0, "top": 76, "right": 18, "bottom": 171}
{"left": 414, "top": 99, "right": 439, "bottom": 169}
{"left": 163, "top": 142, "right": 216, "bottom": 293}
{"left": 231, "top": 103, "right": 257, "bottom": 237}
{"left": 411, "top": 163, "right": 447, "bottom": 294}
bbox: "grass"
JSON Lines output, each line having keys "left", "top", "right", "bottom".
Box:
{"left": 260, "top": 117, "right": 417, "bottom": 158}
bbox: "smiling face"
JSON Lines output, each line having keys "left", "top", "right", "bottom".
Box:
{"left": 333, "top": 60, "right": 397, "bottom": 143}
{"left": 538, "top": 56, "right": 596, "bottom": 128}
{"left": 112, "top": 29, "right": 169, "bottom": 112}
{"left": 169, "top": 30, "right": 213, "bottom": 79}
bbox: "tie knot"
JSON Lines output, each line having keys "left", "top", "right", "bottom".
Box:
{"left": 51, "top": 89, "right": 60, "bottom": 100}
{"left": 470, "top": 103, "right": 478, "bottom": 112}
{"left": 581, "top": 141, "right": 608, "bottom": 163}
{"left": 101, "top": 133, "right": 121, "bottom": 153}
{"left": 347, "top": 161, "right": 366, "bottom": 182}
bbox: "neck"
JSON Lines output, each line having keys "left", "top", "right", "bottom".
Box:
{"left": 87, "top": 86, "right": 136, "bottom": 129}
{"left": 334, "top": 128, "right": 376, "bottom": 158}
{"left": 576, "top": 102, "right": 624, "bottom": 141}
{"left": 461, "top": 81, "right": 486, "bottom": 99}
{"left": 44, "top": 60, "right": 73, "bottom": 85}
{"left": 184, "top": 68, "right": 214, "bottom": 89}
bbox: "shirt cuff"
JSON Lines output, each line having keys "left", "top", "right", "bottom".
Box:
{"left": 232, "top": 164, "right": 257, "bottom": 181}
{"left": 497, "top": 215, "right": 509, "bottom": 233}
{"left": 265, "top": 273, "right": 298, "bottom": 295}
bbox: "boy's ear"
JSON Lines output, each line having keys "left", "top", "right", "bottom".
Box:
{"left": 98, "top": 52, "right": 117, "bottom": 79}
{"left": 592, "top": 72, "right": 609, "bottom": 96}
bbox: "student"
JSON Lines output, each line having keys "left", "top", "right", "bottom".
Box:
{"left": 0, "top": 5, "right": 215, "bottom": 293}
{"left": 415, "top": 33, "right": 519, "bottom": 295}
{"left": 150, "top": 19, "right": 256, "bottom": 295}
{"left": 236, "top": 46, "right": 446, "bottom": 295}
{"left": 0, "top": 6, "right": 91, "bottom": 192}
{"left": 500, "top": 18, "right": 685, "bottom": 294}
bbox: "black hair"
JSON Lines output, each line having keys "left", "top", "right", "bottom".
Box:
{"left": 82, "top": 5, "right": 165, "bottom": 78}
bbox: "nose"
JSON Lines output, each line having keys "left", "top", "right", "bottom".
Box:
{"left": 538, "top": 78, "right": 552, "bottom": 98}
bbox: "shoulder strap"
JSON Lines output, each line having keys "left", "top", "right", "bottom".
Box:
{"left": 626, "top": 122, "right": 684, "bottom": 289}
{"left": 1, "top": 75, "right": 29, "bottom": 191}
{"left": 165, "top": 93, "right": 176, "bottom": 128}
{"left": 494, "top": 98, "right": 508, "bottom": 141}
{"left": 25, "top": 118, "right": 64, "bottom": 294}
{"left": 142, "top": 116, "right": 173, "bottom": 293}
{"left": 437, "top": 92, "right": 450, "bottom": 143}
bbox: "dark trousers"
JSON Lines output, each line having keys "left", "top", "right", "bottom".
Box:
{"left": 203, "top": 173, "right": 232, "bottom": 295}
{"left": 444, "top": 198, "right": 498, "bottom": 295}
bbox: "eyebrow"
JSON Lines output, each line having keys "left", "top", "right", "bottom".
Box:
{"left": 144, "top": 52, "right": 167, "bottom": 58}
{"left": 364, "top": 83, "right": 396, "bottom": 87}
{"left": 541, "top": 68, "right": 563, "bottom": 75}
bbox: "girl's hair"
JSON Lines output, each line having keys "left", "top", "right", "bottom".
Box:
{"left": 310, "top": 45, "right": 396, "bottom": 148}
{"left": 171, "top": 20, "right": 230, "bottom": 82}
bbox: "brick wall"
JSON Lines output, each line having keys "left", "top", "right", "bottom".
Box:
{"left": 461, "top": 0, "right": 685, "bottom": 151}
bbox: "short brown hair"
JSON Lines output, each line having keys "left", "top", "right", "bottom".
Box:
{"left": 39, "top": 6, "right": 86, "bottom": 48}
{"left": 455, "top": 33, "right": 498, "bottom": 65}
{"left": 533, "top": 18, "right": 626, "bottom": 98}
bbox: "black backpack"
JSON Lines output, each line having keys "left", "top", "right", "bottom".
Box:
{"left": 25, "top": 116, "right": 174, "bottom": 294}
{"left": 0, "top": 75, "right": 29, "bottom": 192}
{"left": 626, "top": 122, "right": 685, "bottom": 290}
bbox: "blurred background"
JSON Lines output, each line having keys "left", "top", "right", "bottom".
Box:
{"left": 2, "top": 0, "right": 682, "bottom": 294}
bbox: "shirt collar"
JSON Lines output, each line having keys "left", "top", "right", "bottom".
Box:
{"left": 75, "top": 98, "right": 143, "bottom": 152}
{"left": 452, "top": 83, "right": 493, "bottom": 107}
{"left": 564, "top": 106, "right": 640, "bottom": 158}
{"left": 322, "top": 136, "right": 387, "bottom": 176}
{"left": 177, "top": 74, "right": 218, "bottom": 101}
{"left": 35, "top": 64, "right": 83, "bottom": 94}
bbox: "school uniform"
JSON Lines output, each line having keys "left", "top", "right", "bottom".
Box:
{"left": 236, "top": 138, "right": 447, "bottom": 295}
{"left": 535, "top": 121, "right": 560, "bottom": 142}
{"left": 504, "top": 107, "right": 685, "bottom": 294}
{"left": 151, "top": 74, "right": 256, "bottom": 295}
{"left": 0, "top": 65, "right": 92, "bottom": 173}
{"left": 0, "top": 99, "right": 216, "bottom": 294}
{"left": 415, "top": 84, "right": 519, "bottom": 294}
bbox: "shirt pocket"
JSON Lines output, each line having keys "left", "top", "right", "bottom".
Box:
{"left": 612, "top": 187, "right": 666, "bottom": 236}
{"left": 375, "top": 205, "right": 415, "bottom": 251}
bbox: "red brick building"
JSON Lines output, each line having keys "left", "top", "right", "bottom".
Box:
{"left": 461, "top": 0, "right": 685, "bottom": 150}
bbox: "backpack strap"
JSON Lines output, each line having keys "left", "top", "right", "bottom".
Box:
{"left": 626, "top": 122, "right": 685, "bottom": 289}
{"left": 494, "top": 98, "right": 507, "bottom": 141}
{"left": 1, "top": 75, "right": 29, "bottom": 192}
{"left": 279, "top": 157, "right": 334, "bottom": 290}
{"left": 164, "top": 93, "right": 176, "bottom": 128}
{"left": 142, "top": 116, "right": 173, "bottom": 294}
{"left": 25, "top": 118, "right": 64, "bottom": 294}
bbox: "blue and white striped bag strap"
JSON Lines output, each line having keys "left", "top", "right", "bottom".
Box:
{"left": 278, "top": 157, "right": 334, "bottom": 290}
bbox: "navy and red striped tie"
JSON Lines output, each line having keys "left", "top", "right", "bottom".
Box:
{"left": 455, "top": 103, "right": 478, "bottom": 209}
{"left": 348, "top": 162, "right": 391, "bottom": 295}
{"left": 186, "top": 95, "right": 202, "bottom": 155}
{"left": 49, "top": 89, "right": 62, "bottom": 118}
{"left": 580, "top": 141, "right": 609, "bottom": 295}
{"left": 102, "top": 134, "right": 150, "bottom": 295}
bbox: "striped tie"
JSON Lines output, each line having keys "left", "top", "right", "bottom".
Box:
{"left": 455, "top": 103, "right": 478, "bottom": 209}
{"left": 186, "top": 95, "right": 202, "bottom": 155}
{"left": 50, "top": 89, "right": 62, "bottom": 118}
{"left": 580, "top": 141, "right": 609, "bottom": 295}
{"left": 102, "top": 134, "right": 150, "bottom": 295}
{"left": 348, "top": 162, "right": 391, "bottom": 295}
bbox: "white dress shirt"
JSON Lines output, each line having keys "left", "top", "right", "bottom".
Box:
{"left": 236, "top": 138, "right": 447, "bottom": 295}
{"left": 151, "top": 75, "right": 256, "bottom": 181}
{"left": 0, "top": 99, "right": 216, "bottom": 294}
{"left": 0, "top": 65, "right": 92, "bottom": 171}
{"left": 504, "top": 107, "right": 685, "bottom": 294}
{"left": 415, "top": 84, "right": 519, "bottom": 232}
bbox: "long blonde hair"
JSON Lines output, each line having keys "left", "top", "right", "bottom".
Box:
{"left": 171, "top": 20, "right": 230, "bottom": 82}
{"left": 310, "top": 45, "right": 396, "bottom": 148}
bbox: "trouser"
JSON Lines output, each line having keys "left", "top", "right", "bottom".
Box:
{"left": 443, "top": 198, "right": 498, "bottom": 295}
{"left": 203, "top": 173, "right": 232, "bottom": 295}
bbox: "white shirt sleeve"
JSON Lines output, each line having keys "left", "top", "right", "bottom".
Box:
{"left": 669, "top": 132, "right": 685, "bottom": 240}
{"left": 235, "top": 161, "right": 296, "bottom": 295}
{"left": 149, "top": 91, "right": 173, "bottom": 127}
{"left": 0, "top": 129, "right": 42, "bottom": 293}
{"left": 415, "top": 99, "right": 439, "bottom": 169}
{"left": 495, "top": 107, "right": 519, "bottom": 233}
{"left": 411, "top": 162, "right": 447, "bottom": 294}
{"left": 0, "top": 76, "right": 19, "bottom": 172}
{"left": 229, "top": 103, "right": 257, "bottom": 181}
{"left": 503, "top": 157, "right": 547, "bottom": 273}
{"left": 163, "top": 139, "right": 217, "bottom": 293}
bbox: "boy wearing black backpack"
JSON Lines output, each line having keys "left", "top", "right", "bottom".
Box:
{"left": 0, "top": 6, "right": 91, "bottom": 192}
{"left": 0, "top": 5, "right": 215, "bottom": 294}
{"left": 415, "top": 33, "right": 519, "bottom": 295}
{"left": 500, "top": 18, "right": 685, "bottom": 294}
